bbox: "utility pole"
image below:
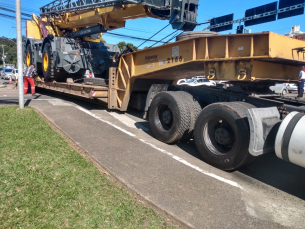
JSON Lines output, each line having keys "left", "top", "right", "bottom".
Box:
{"left": 15, "top": 0, "right": 24, "bottom": 109}
{"left": 0, "top": 45, "right": 7, "bottom": 67}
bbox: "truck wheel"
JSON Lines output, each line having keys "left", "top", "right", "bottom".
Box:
{"left": 25, "top": 45, "right": 33, "bottom": 67}
{"left": 42, "top": 43, "right": 64, "bottom": 82}
{"left": 194, "top": 102, "right": 253, "bottom": 171}
{"left": 176, "top": 91, "right": 202, "bottom": 141}
{"left": 149, "top": 91, "right": 191, "bottom": 144}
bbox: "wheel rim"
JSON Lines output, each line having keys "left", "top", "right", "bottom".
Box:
{"left": 43, "top": 52, "right": 49, "bottom": 71}
{"left": 203, "top": 118, "right": 235, "bottom": 155}
{"left": 26, "top": 53, "right": 31, "bottom": 67}
{"left": 157, "top": 104, "right": 173, "bottom": 130}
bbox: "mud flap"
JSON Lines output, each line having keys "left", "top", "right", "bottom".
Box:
{"left": 246, "top": 107, "right": 281, "bottom": 156}
{"left": 143, "top": 84, "right": 168, "bottom": 119}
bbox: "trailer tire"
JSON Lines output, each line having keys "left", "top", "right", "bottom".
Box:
{"left": 42, "top": 43, "right": 65, "bottom": 82}
{"left": 149, "top": 91, "right": 191, "bottom": 144}
{"left": 176, "top": 91, "right": 202, "bottom": 141}
{"left": 25, "top": 44, "right": 33, "bottom": 67}
{"left": 194, "top": 102, "right": 253, "bottom": 171}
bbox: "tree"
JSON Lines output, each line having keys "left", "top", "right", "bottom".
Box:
{"left": 117, "top": 41, "right": 138, "bottom": 52}
{"left": 126, "top": 43, "right": 138, "bottom": 51}
{"left": 6, "top": 46, "right": 17, "bottom": 65}
{"left": 117, "top": 41, "right": 126, "bottom": 52}
{"left": 0, "top": 37, "right": 18, "bottom": 66}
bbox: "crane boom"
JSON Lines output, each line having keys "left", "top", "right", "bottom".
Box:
{"left": 40, "top": 0, "right": 158, "bottom": 16}
{"left": 31, "top": 0, "right": 198, "bottom": 40}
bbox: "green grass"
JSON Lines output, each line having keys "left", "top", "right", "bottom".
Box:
{"left": 0, "top": 106, "right": 176, "bottom": 228}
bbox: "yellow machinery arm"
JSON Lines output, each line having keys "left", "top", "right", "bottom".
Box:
{"left": 27, "top": 0, "right": 198, "bottom": 40}
{"left": 52, "top": 5, "right": 163, "bottom": 30}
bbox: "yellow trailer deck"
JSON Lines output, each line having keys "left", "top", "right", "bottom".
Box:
{"left": 36, "top": 32, "right": 305, "bottom": 111}
{"left": 112, "top": 32, "right": 305, "bottom": 110}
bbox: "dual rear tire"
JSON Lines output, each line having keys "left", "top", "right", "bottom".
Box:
{"left": 149, "top": 91, "right": 255, "bottom": 170}
{"left": 149, "top": 91, "right": 192, "bottom": 144}
{"left": 194, "top": 102, "right": 255, "bottom": 170}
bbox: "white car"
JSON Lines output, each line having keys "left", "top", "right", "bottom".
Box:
{"left": 178, "top": 77, "right": 216, "bottom": 87}
{"left": 1, "top": 68, "right": 14, "bottom": 80}
{"left": 10, "top": 69, "right": 18, "bottom": 81}
{"left": 177, "top": 78, "right": 187, "bottom": 85}
{"left": 270, "top": 83, "right": 288, "bottom": 96}
{"left": 287, "top": 83, "right": 298, "bottom": 93}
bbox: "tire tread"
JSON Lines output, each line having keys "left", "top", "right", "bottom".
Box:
{"left": 149, "top": 91, "right": 191, "bottom": 144}
{"left": 176, "top": 91, "right": 202, "bottom": 141}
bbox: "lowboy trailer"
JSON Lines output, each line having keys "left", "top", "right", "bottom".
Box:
{"left": 33, "top": 32, "right": 305, "bottom": 171}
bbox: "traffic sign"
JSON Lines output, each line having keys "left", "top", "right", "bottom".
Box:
{"left": 210, "top": 14, "right": 234, "bottom": 32}
{"left": 278, "top": 0, "right": 305, "bottom": 19}
{"left": 245, "top": 2, "right": 278, "bottom": 27}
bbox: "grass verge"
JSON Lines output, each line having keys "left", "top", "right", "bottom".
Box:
{"left": 0, "top": 106, "right": 176, "bottom": 228}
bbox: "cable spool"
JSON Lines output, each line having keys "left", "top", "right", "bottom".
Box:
{"left": 175, "top": 31, "right": 220, "bottom": 41}
{"left": 275, "top": 112, "right": 305, "bottom": 167}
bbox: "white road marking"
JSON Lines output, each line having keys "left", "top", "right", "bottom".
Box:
{"left": 76, "top": 106, "right": 135, "bottom": 137}
{"left": 76, "top": 106, "right": 240, "bottom": 188}
{"left": 32, "top": 99, "right": 59, "bottom": 101}
{"left": 105, "top": 110, "right": 149, "bottom": 132}
{"left": 139, "top": 139, "right": 240, "bottom": 188}
{"left": 48, "top": 100, "right": 74, "bottom": 106}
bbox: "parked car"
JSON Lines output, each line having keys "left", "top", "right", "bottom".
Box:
{"left": 270, "top": 83, "right": 288, "bottom": 96}
{"left": 10, "top": 69, "right": 18, "bottom": 81}
{"left": 215, "top": 80, "right": 232, "bottom": 87}
{"left": 177, "top": 78, "right": 187, "bottom": 85}
{"left": 1, "top": 68, "right": 14, "bottom": 80}
{"left": 178, "top": 76, "right": 216, "bottom": 86}
{"left": 5, "top": 64, "right": 14, "bottom": 69}
{"left": 287, "top": 83, "right": 298, "bottom": 93}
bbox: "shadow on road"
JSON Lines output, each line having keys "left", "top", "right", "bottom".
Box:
{"left": 239, "top": 153, "right": 305, "bottom": 200}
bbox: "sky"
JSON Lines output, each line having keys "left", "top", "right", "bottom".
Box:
{"left": 0, "top": 0, "right": 304, "bottom": 47}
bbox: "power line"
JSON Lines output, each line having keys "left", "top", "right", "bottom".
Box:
{"left": 149, "top": 30, "right": 178, "bottom": 48}
{"left": 0, "top": 12, "right": 29, "bottom": 21}
{"left": 0, "top": 1, "right": 39, "bottom": 14}
{"left": 164, "top": 31, "right": 182, "bottom": 44}
{"left": 137, "top": 24, "right": 170, "bottom": 48}
{"left": 0, "top": 7, "right": 31, "bottom": 17}
{"left": 106, "top": 32, "right": 167, "bottom": 43}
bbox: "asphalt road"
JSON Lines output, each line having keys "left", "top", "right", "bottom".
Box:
{"left": 1, "top": 81, "right": 305, "bottom": 229}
